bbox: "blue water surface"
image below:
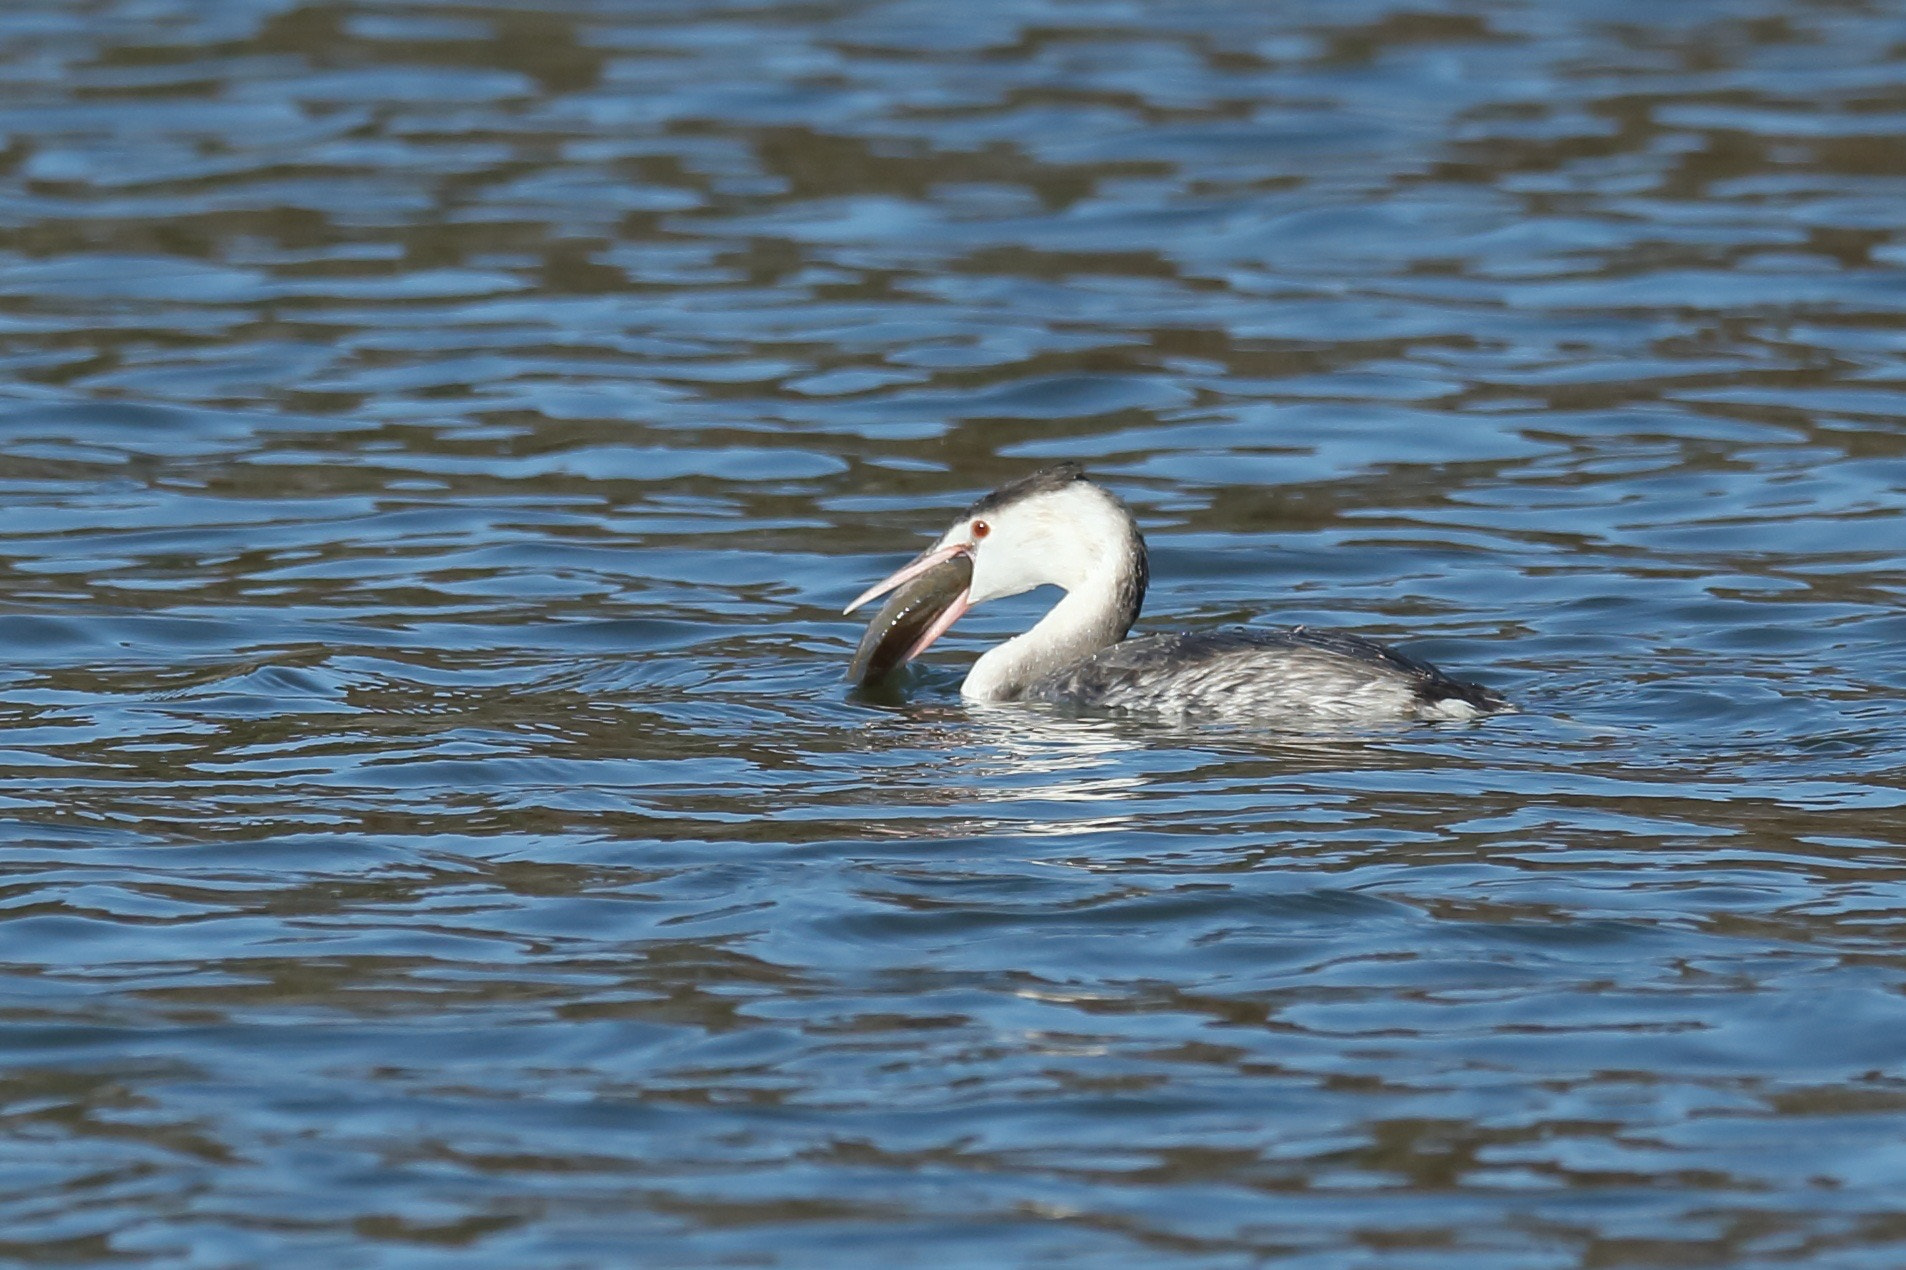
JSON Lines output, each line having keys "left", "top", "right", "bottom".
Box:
{"left": 2, "top": 1, "right": 1906, "bottom": 1265}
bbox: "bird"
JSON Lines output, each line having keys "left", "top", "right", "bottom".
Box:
{"left": 843, "top": 462, "right": 1510, "bottom": 723}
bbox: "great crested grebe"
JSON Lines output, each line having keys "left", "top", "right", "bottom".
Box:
{"left": 844, "top": 463, "right": 1510, "bottom": 723}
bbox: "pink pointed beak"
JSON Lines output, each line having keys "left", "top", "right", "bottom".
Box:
{"left": 843, "top": 540, "right": 974, "bottom": 668}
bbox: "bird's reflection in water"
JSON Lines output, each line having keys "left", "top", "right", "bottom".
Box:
{"left": 848, "top": 668, "right": 1493, "bottom": 853}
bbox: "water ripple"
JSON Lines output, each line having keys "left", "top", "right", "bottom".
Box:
{"left": 3, "top": 0, "right": 1906, "bottom": 1265}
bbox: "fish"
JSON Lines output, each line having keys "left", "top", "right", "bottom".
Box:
{"left": 846, "top": 552, "right": 973, "bottom": 686}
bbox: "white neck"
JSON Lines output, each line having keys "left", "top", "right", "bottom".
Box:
{"left": 961, "top": 567, "right": 1131, "bottom": 702}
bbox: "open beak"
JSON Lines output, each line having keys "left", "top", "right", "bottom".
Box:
{"left": 843, "top": 540, "right": 969, "bottom": 616}
{"left": 845, "top": 543, "right": 975, "bottom": 685}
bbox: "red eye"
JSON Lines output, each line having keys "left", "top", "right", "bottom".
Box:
{"left": 971, "top": 520, "right": 990, "bottom": 539}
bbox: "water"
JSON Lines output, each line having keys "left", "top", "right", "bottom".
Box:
{"left": 2, "top": 0, "right": 1905, "bottom": 1264}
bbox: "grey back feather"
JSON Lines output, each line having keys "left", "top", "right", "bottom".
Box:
{"left": 1025, "top": 626, "right": 1508, "bottom": 721}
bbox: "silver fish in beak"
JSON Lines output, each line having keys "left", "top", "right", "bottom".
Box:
{"left": 845, "top": 548, "right": 974, "bottom": 685}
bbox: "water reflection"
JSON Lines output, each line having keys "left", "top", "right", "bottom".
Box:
{"left": 953, "top": 704, "right": 1150, "bottom": 813}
